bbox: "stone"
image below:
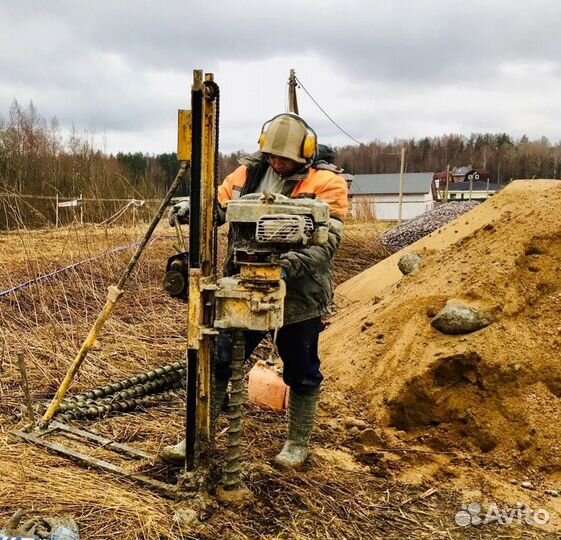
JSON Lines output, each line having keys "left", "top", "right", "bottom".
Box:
{"left": 521, "top": 481, "right": 534, "bottom": 490}
{"left": 359, "top": 428, "right": 385, "bottom": 447}
{"left": 398, "top": 252, "right": 422, "bottom": 275}
{"left": 343, "top": 417, "right": 368, "bottom": 430}
{"left": 431, "top": 301, "right": 491, "bottom": 335}
{"left": 174, "top": 508, "right": 199, "bottom": 528}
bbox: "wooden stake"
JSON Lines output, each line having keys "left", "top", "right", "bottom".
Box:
{"left": 17, "top": 352, "right": 35, "bottom": 426}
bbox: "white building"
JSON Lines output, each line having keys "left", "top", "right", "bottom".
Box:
{"left": 350, "top": 172, "right": 434, "bottom": 221}
{"left": 436, "top": 180, "right": 503, "bottom": 202}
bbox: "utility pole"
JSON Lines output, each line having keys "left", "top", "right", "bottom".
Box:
{"left": 398, "top": 147, "right": 405, "bottom": 223}
{"left": 287, "top": 69, "right": 299, "bottom": 115}
{"left": 444, "top": 164, "right": 450, "bottom": 203}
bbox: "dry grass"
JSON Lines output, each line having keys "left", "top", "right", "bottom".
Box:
{"left": 3, "top": 220, "right": 549, "bottom": 539}
{"left": 334, "top": 222, "right": 391, "bottom": 286}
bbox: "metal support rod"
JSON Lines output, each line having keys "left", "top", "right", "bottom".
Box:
{"left": 116, "top": 161, "right": 189, "bottom": 291}
{"left": 185, "top": 70, "right": 219, "bottom": 473}
{"left": 186, "top": 349, "right": 198, "bottom": 471}
{"left": 185, "top": 70, "right": 205, "bottom": 471}
{"left": 222, "top": 331, "right": 245, "bottom": 490}
{"left": 41, "top": 161, "right": 189, "bottom": 426}
{"left": 17, "top": 352, "right": 35, "bottom": 426}
{"left": 11, "top": 428, "right": 182, "bottom": 500}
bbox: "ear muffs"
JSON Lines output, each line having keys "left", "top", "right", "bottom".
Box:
{"left": 258, "top": 130, "right": 267, "bottom": 150}
{"left": 258, "top": 113, "right": 317, "bottom": 160}
{"left": 301, "top": 132, "right": 317, "bottom": 160}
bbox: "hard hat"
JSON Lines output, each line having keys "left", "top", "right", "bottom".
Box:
{"left": 258, "top": 114, "right": 317, "bottom": 164}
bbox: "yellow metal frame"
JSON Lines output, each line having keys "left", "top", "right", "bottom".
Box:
{"left": 184, "top": 70, "right": 219, "bottom": 472}
{"left": 177, "top": 110, "right": 192, "bottom": 161}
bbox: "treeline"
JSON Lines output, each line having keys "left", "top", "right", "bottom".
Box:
{"left": 1, "top": 100, "right": 560, "bottom": 228}
{"left": 0, "top": 101, "right": 187, "bottom": 228}
{"left": 335, "top": 133, "right": 561, "bottom": 181}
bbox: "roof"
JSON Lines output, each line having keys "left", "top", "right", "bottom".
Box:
{"left": 350, "top": 172, "right": 434, "bottom": 195}
{"left": 435, "top": 167, "right": 490, "bottom": 179}
{"left": 447, "top": 181, "right": 503, "bottom": 192}
{"left": 452, "top": 166, "right": 472, "bottom": 176}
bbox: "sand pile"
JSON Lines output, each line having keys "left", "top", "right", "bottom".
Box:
{"left": 322, "top": 180, "right": 561, "bottom": 472}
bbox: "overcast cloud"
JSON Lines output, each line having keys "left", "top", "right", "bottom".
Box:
{"left": 1, "top": 0, "right": 560, "bottom": 154}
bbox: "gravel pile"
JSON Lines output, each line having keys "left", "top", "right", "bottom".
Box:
{"left": 381, "top": 201, "right": 480, "bottom": 251}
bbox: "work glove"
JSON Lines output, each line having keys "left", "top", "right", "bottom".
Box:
{"left": 168, "top": 198, "right": 190, "bottom": 226}
{"left": 278, "top": 252, "right": 301, "bottom": 280}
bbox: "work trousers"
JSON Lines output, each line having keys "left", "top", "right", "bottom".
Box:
{"left": 215, "top": 317, "right": 324, "bottom": 394}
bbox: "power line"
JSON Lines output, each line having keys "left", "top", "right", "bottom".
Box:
{"left": 294, "top": 75, "right": 366, "bottom": 147}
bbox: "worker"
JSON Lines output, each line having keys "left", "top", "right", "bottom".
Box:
{"left": 162, "top": 113, "right": 348, "bottom": 469}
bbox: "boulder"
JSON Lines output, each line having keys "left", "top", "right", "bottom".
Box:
{"left": 431, "top": 301, "right": 491, "bottom": 334}
{"left": 398, "top": 252, "right": 422, "bottom": 275}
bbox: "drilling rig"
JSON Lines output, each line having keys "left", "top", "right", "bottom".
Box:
{"left": 179, "top": 70, "right": 330, "bottom": 494}
{"left": 13, "top": 69, "right": 331, "bottom": 500}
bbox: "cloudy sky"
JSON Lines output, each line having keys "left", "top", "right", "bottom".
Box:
{"left": 1, "top": 0, "right": 560, "bottom": 155}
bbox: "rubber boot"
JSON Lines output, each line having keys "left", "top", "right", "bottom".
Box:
{"left": 274, "top": 387, "right": 320, "bottom": 469}
{"left": 160, "top": 379, "right": 229, "bottom": 465}
{"left": 160, "top": 438, "right": 186, "bottom": 465}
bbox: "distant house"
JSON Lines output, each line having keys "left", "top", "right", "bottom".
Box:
{"left": 452, "top": 166, "right": 491, "bottom": 183}
{"left": 432, "top": 166, "right": 494, "bottom": 200}
{"left": 350, "top": 172, "right": 434, "bottom": 220}
{"left": 433, "top": 167, "right": 491, "bottom": 183}
{"left": 439, "top": 180, "right": 503, "bottom": 202}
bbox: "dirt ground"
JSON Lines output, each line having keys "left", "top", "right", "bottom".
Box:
{"left": 1, "top": 191, "right": 560, "bottom": 539}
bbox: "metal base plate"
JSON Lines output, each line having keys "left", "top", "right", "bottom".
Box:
{"left": 11, "top": 421, "right": 189, "bottom": 500}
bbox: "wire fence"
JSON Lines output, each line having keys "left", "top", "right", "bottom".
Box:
{"left": 0, "top": 192, "right": 185, "bottom": 230}
{"left": 0, "top": 241, "right": 141, "bottom": 300}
